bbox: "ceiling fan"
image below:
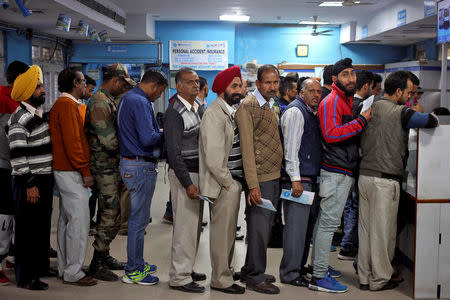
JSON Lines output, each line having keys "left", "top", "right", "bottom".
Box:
{"left": 306, "top": 1, "right": 375, "bottom": 6}
{"left": 310, "top": 16, "right": 333, "bottom": 36}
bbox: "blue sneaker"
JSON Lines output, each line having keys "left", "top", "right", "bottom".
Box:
{"left": 330, "top": 245, "right": 336, "bottom": 252}
{"left": 144, "top": 263, "right": 157, "bottom": 274}
{"left": 328, "top": 265, "right": 342, "bottom": 278}
{"left": 122, "top": 266, "right": 159, "bottom": 286}
{"left": 309, "top": 273, "right": 348, "bottom": 293}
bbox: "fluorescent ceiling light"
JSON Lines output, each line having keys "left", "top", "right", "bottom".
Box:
{"left": 300, "top": 21, "right": 330, "bottom": 25}
{"left": 219, "top": 14, "right": 250, "bottom": 22}
{"left": 319, "top": 1, "right": 343, "bottom": 6}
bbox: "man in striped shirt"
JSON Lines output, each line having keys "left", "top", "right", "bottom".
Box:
{"left": 8, "top": 65, "right": 54, "bottom": 290}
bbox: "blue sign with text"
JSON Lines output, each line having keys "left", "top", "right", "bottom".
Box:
{"left": 397, "top": 9, "right": 407, "bottom": 27}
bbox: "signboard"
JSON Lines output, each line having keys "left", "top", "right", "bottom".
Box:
{"left": 438, "top": 0, "right": 450, "bottom": 44}
{"left": 362, "top": 25, "right": 368, "bottom": 38}
{"left": 424, "top": 0, "right": 436, "bottom": 18}
{"left": 169, "top": 40, "right": 228, "bottom": 70}
{"left": 397, "top": 9, "right": 407, "bottom": 27}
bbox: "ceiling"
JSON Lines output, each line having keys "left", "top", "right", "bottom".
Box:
{"left": 0, "top": 0, "right": 437, "bottom": 45}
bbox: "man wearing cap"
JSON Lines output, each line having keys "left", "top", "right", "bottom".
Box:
{"left": 85, "top": 63, "right": 135, "bottom": 281}
{"left": 308, "top": 58, "right": 371, "bottom": 293}
{"left": 50, "top": 67, "right": 97, "bottom": 287}
{"left": 165, "top": 68, "right": 206, "bottom": 293}
{"left": 199, "top": 66, "right": 245, "bottom": 294}
{"left": 117, "top": 69, "right": 167, "bottom": 286}
{"left": 8, "top": 65, "right": 54, "bottom": 290}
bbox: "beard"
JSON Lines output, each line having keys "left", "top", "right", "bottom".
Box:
{"left": 224, "top": 90, "right": 242, "bottom": 106}
{"left": 335, "top": 80, "right": 355, "bottom": 98}
{"left": 30, "top": 93, "right": 46, "bottom": 107}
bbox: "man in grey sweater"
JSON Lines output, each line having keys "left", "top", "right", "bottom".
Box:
{"left": 164, "top": 68, "right": 206, "bottom": 293}
{"left": 358, "top": 70, "right": 438, "bottom": 292}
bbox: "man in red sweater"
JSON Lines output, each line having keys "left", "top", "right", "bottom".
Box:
{"left": 49, "top": 68, "right": 97, "bottom": 287}
{"left": 309, "top": 58, "right": 371, "bottom": 293}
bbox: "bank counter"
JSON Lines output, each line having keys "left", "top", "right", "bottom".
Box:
{"left": 398, "top": 117, "right": 450, "bottom": 299}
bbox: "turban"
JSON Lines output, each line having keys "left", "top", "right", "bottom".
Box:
{"left": 332, "top": 58, "right": 353, "bottom": 76}
{"left": 212, "top": 66, "right": 242, "bottom": 95}
{"left": 11, "top": 65, "right": 43, "bottom": 102}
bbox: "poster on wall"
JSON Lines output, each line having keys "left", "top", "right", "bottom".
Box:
{"left": 438, "top": 0, "right": 450, "bottom": 44}
{"left": 169, "top": 40, "right": 228, "bottom": 70}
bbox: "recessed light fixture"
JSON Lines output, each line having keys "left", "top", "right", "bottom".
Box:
{"left": 300, "top": 21, "right": 330, "bottom": 25}
{"left": 219, "top": 14, "right": 250, "bottom": 22}
{"left": 319, "top": 1, "right": 343, "bottom": 7}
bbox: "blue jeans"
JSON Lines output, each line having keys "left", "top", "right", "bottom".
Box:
{"left": 312, "top": 170, "right": 354, "bottom": 278}
{"left": 119, "top": 158, "right": 158, "bottom": 272}
{"left": 341, "top": 183, "right": 359, "bottom": 252}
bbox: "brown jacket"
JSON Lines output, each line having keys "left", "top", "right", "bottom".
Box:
{"left": 235, "top": 93, "right": 282, "bottom": 190}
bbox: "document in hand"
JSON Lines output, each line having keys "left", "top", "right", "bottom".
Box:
{"left": 198, "top": 195, "right": 213, "bottom": 204}
{"left": 280, "top": 189, "right": 314, "bottom": 205}
{"left": 360, "top": 95, "right": 374, "bottom": 113}
{"left": 256, "top": 198, "right": 277, "bottom": 212}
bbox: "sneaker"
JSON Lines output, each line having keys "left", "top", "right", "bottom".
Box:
{"left": 0, "top": 270, "right": 10, "bottom": 285}
{"left": 122, "top": 267, "right": 159, "bottom": 286}
{"left": 330, "top": 245, "right": 336, "bottom": 252}
{"left": 338, "top": 248, "right": 357, "bottom": 261}
{"left": 328, "top": 266, "right": 342, "bottom": 278}
{"left": 309, "top": 273, "right": 348, "bottom": 293}
{"left": 144, "top": 263, "right": 157, "bottom": 274}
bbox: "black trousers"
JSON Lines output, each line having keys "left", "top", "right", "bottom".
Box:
{"left": 241, "top": 179, "right": 279, "bottom": 285}
{"left": 0, "top": 168, "right": 14, "bottom": 215}
{"left": 13, "top": 174, "right": 54, "bottom": 284}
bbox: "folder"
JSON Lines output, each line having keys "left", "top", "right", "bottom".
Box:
{"left": 256, "top": 198, "right": 277, "bottom": 212}
{"left": 280, "top": 189, "right": 314, "bottom": 205}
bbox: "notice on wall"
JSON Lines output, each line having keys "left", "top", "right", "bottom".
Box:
{"left": 397, "top": 9, "right": 407, "bottom": 27}
{"left": 169, "top": 40, "right": 228, "bottom": 71}
{"left": 362, "top": 25, "right": 368, "bottom": 38}
{"left": 424, "top": 0, "right": 436, "bottom": 18}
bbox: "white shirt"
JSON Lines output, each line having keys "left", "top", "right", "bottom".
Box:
{"left": 280, "top": 106, "right": 304, "bottom": 181}
{"left": 61, "top": 92, "right": 82, "bottom": 104}
{"left": 221, "top": 98, "right": 236, "bottom": 118}
{"left": 253, "top": 89, "right": 274, "bottom": 108}
{"left": 22, "top": 101, "right": 43, "bottom": 118}
{"left": 178, "top": 95, "right": 199, "bottom": 112}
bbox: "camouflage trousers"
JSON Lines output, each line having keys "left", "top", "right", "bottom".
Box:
{"left": 92, "top": 167, "right": 121, "bottom": 253}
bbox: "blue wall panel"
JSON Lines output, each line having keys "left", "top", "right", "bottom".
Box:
{"left": 3, "top": 31, "right": 32, "bottom": 68}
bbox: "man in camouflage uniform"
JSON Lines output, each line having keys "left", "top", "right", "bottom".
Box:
{"left": 85, "top": 63, "right": 136, "bottom": 281}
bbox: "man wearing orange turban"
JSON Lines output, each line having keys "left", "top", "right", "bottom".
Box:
{"left": 8, "top": 65, "right": 55, "bottom": 290}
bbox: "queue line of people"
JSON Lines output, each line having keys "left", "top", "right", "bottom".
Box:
{"left": 0, "top": 58, "right": 440, "bottom": 296}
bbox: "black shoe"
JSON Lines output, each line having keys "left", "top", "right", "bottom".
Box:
{"left": 282, "top": 276, "right": 309, "bottom": 287}
{"left": 191, "top": 271, "right": 206, "bottom": 281}
{"left": 240, "top": 273, "right": 275, "bottom": 283}
{"left": 170, "top": 281, "right": 205, "bottom": 293}
{"left": 103, "top": 254, "right": 125, "bottom": 270}
{"left": 89, "top": 252, "right": 118, "bottom": 281}
{"left": 48, "top": 248, "right": 57, "bottom": 258}
{"left": 360, "top": 284, "right": 369, "bottom": 290}
{"left": 373, "top": 281, "right": 398, "bottom": 291}
{"left": 211, "top": 283, "right": 245, "bottom": 294}
{"left": 246, "top": 281, "right": 280, "bottom": 294}
{"left": 338, "top": 248, "right": 357, "bottom": 261}
{"left": 18, "top": 279, "right": 48, "bottom": 290}
{"left": 40, "top": 268, "right": 58, "bottom": 277}
{"left": 233, "top": 272, "right": 241, "bottom": 281}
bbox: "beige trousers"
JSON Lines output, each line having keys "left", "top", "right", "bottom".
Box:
{"left": 358, "top": 175, "right": 400, "bottom": 290}
{"left": 209, "top": 180, "right": 242, "bottom": 289}
{"left": 168, "top": 169, "right": 203, "bottom": 286}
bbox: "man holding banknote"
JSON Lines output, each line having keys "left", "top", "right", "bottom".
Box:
{"left": 279, "top": 78, "right": 322, "bottom": 287}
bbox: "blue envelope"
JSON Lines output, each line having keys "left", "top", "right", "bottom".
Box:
{"left": 280, "top": 189, "right": 314, "bottom": 205}
{"left": 256, "top": 198, "right": 277, "bottom": 212}
{"left": 198, "top": 195, "right": 213, "bottom": 204}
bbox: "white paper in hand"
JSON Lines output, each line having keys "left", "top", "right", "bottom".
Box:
{"left": 360, "top": 95, "right": 374, "bottom": 113}
{"left": 256, "top": 198, "right": 277, "bottom": 212}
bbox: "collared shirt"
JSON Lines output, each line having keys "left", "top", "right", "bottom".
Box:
{"left": 253, "top": 88, "right": 274, "bottom": 108}
{"left": 22, "top": 101, "right": 43, "bottom": 118}
{"left": 281, "top": 103, "right": 305, "bottom": 181}
{"left": 221, "top": 98, "right": 236, "bottom": 117}
{"left": 61, "top": 92, "right": 82, "bottom": 104}
{"left": 178, "top": 94, "right": 199, "bottom": 112}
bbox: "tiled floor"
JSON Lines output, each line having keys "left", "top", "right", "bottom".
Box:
{"left": 1, "top": 164, "right": 419, "bottom": 299}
